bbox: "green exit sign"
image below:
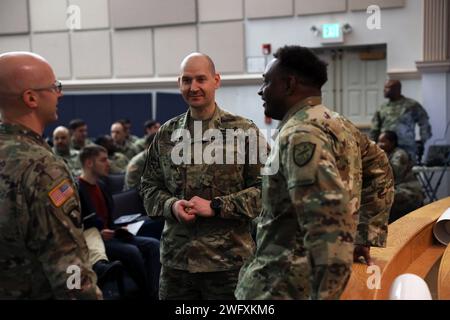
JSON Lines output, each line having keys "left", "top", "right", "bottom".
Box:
{"left": 321, "top": 23, "right": 343, "bottom": 43}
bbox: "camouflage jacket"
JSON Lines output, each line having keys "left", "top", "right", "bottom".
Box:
{"left": 236, "top": 97, "right": 393, "bottom": 300}
{"left": 389, "top": 147, "right": 422, "bottom": 193}
{"left": 140, "top": 105, "right": 264, "bottom": 272}
{"left": 116, "top": 140, "right": 140, "bottom": 161}
{"left": 109, "top": 152, "right": 129, "bottom": 174}
{"left": 71, "top": 137, "right": 93, "bottom": 151}
{"left": 124, "top": 150, "right": 147, "bottom": 191}
{"left": 53, "top": 147, "right": 82, "bottom": 177}
{"left": 370, "top": 96, "right": 432, "bottom": 159}
{"left": 0, "top": 123, "right": 97, "bottom": 299}
{"left": 133, "top": 136, "right": 147, "bottom": 153}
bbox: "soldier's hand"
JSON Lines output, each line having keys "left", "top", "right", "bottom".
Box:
{"left": 172, "top": 199, "right": 196, "bottom": 224}
{"left": 353, "top": 245, "right": 373, "bottom": 265}
{"left": 189, "top": 196, "right": 215, "bottom": 218}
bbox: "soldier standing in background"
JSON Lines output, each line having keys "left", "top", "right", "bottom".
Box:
{"left": 140, "top": 52, "right": 266, "bottom": 299}
{"left": 370, "top": 79, "right": 432, "bottom": 163}
{"left": 0, "top": 52, "right": 99, "bottom": 299}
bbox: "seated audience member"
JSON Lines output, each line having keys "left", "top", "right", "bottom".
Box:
{"left": 78, "top": 145, "right": 161, "bottom": 299}
{"left": 95, "top": 135, "right": 129, "bottom": 174}
{"left": 377, "top": 131, "right": 424, "bottom": 223}
{"left": 52, "top": 126, "right": 82, "bottom": 177}
{"left": 133, "top": 120, "right": 160, "bottom": 152}
{"left": 118, "top": 118, "right": 139, "bottom": 144}
{"left": 124, "top": 133, "right": 155, "bottom": 191}
{"left": 69, "top": 118, "right": 92, "bottom": 150}
{"left": 82, "top": 227, "right": 124, "bottom": 290}
{"left": 111, "top": 121, "right": 139, "bottom": 160}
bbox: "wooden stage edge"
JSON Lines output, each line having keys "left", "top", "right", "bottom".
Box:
{"left": 341, "top": 197, "right": 450, "bottom": 300}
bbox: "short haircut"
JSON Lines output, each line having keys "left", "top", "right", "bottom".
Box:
{"left": 144, "top": 120, "right": 158, "bottom": 129}
{"left": 117, "top": 118, "right": 131, "bottom": 126}
{"left": 79, "top": 144, "right": 107, "bottom": 166}
{"left": 111, "top": 121, "right": 125, "bottom": 130}
{"left": 68, "top": 119, "right": 86, "bottom": 131}
{"left": 274, "top": 45, "right": 328, "bottom": 89}
{"left": 381, "top": 130, "right": 398, "bottom": 147}
{"left": 94, "top": 135, "right": 112, "bottom": 150}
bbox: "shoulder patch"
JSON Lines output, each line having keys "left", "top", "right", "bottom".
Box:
{"left": 48, "top": 179, "right": 75, "bottom": 207}
{"left": 293, "top": 142, "right": 316, "bottom": 167}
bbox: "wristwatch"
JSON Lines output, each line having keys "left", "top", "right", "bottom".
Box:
{"left": 210, "top": 197, "right": 222, "bottom": 216}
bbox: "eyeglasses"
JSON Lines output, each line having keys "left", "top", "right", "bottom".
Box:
{"left": 30, "top": 80, "right": 63, "bottom": 94}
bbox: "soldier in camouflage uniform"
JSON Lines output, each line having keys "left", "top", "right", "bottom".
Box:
{"left": 0, "top": 52, "right": 99, "bottom": 299}
{"left": 133, "top": 120, "right": 160, "bottom": 153}
{"left": 95, "top": 135, "right": 129, "bottom": 174}
{"left": 140, "top": 53, "right": 265, "bottom": 299}
{"left": 377, "top": 131, "right": 424, "bottom": 223}
{"left": 124, "top": 133, "right": 155, "bottom": 190}
{"left": 52, "top": 126, "right": 82, "bottom": 177}
{"left": 370, "top": 80, "right": 432, "bottom": 162}
{"left": 111, "top": 121, "right": 140, "bottom": 160}
{"left": 69, "top": 118, "right": 93, "bottom": 151}
{"left": 235, "top": 46, "right": 393, "bottom": 300}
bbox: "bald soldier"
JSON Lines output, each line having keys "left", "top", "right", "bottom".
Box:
{"left": 235, "top": 46, "right": 393, "bottom": 300}
{"left": 370, "top": 80, "right": 432, "bottom": 162}
{"left": 140, "top": 52, "right": 266, "bottom": 299}
{"left": 0, "top": 52, "right": 99, "bottom": 299}
{"left": 53, "top": 126, "right": 82, "bottom": 177}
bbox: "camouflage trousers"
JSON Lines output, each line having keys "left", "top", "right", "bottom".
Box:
{"left": 159, "top": 266, "right": 239, "bottom": 300}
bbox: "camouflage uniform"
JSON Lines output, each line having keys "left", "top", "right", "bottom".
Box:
{"left": 370, "top": 96, "right": 432, "bottom": 161}
{"left": 71, "top": 137, "right": 93, "bottom": 151}
{"left": 128, "top": 134, "right": 139, "bottom": 144}
{"left": 116, "top": 140, "right": 140, "bottom": 160}
{"left": 388, "top": 147, "right": 424, "bottom": 223}
{"left": 140, "top": 105, "right": 264, "bottom": 299}
{"left": 356, "top": 133, "right": 394, "bottom": 247}
{"left": 124, "top": 150, "right": 148, "bottom": 190}
{"left": 235, "top": 97, "right": 393, "bottom": 300}
{"left": 109, "top": 152, "right": 129, "bottom": 174}
{"left": 0, "top": 123, "right": 97, "bottom": 299}
{"left": 133, "top": 137, "right": 148, "bottom": 153}
{"left": 53, "top": 147, "right": 82, "bottom": 177}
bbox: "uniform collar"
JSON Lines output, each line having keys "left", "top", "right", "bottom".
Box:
{"left": 0, "top": 122, "right": 48, "bottom": 146}
{"left": 180, "top": 103, "right": 223, "bottom": 129}
{"left": 273, "top": 96, "right": 322, "bottom": 139}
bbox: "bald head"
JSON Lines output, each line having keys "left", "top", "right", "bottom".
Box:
{"left": 384, "top": 79, "right": 402, "bottom": 100}
{"left": 0, "top": 52, "right": 53, "bottom": 97}
{"left": 52, "top": 126, "right": 71, "bottom": 153}
{"left": 180, "top": 52, "right": 216, "bottom": 76}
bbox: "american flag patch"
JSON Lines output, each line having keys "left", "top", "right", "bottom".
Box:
{"left": 48, "top": 179, "right": 74, "bottom": 207}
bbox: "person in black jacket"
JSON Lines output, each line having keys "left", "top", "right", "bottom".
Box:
{"left": 78, "top": 144, "right": 160, "bottom": 300}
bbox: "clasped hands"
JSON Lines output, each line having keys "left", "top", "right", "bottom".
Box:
{"left": 171, "top": 196, "right": 215, "bottom": 224}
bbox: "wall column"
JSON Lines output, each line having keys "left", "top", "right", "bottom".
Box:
{"left": 416, "top": 0, "right": 450, "bottom": 199}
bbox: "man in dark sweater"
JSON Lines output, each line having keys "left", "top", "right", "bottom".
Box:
{"left": 78, "top": 144, "right": 161, "bottom": 299}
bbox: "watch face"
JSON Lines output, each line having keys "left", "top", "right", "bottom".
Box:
{"left": 212, "top": 198, "right": 220, "bottom": 209}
